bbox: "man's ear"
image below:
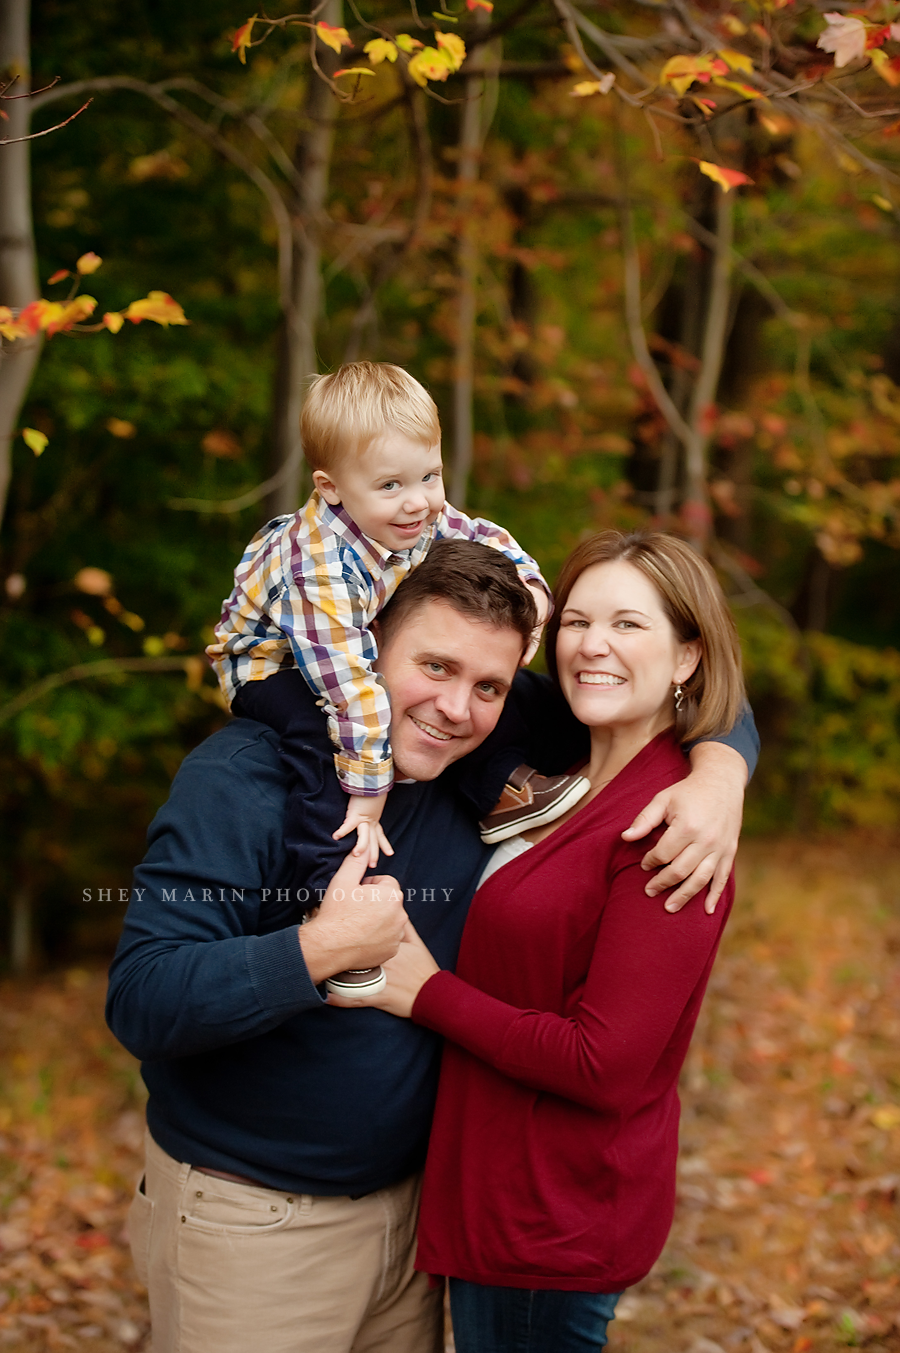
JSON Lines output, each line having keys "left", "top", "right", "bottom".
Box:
{"left": 313, "top": 469, "right": 342, "bottom": 506}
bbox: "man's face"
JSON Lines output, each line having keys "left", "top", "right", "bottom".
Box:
{"left": 374, "top": 600, "right": 524, "bottom": 782}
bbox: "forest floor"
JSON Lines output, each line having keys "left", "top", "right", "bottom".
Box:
{"left": 0, "top": 835, "right": 899, "bottom": 1353}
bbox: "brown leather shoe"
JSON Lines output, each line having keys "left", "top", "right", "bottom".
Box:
{"left": 479, "top": 765, "right": 591, "bottom": 844}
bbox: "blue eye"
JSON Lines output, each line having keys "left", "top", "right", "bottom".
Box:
{"left": 381, "top": 481, "right": 399, "bottom": 491}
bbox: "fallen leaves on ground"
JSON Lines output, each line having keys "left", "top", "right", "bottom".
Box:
{"left": 1, "top": 835, "right": 898, "bottom": 1352}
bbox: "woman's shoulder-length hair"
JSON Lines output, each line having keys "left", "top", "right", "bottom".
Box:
{"left": 545, "top": 530, "right": 746, "bottom": 744}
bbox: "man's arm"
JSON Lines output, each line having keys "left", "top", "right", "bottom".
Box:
{"left": 106, "top": 730, "right": 405, "bottom": 1062}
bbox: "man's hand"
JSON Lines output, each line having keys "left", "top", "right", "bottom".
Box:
{"left": 328, "top": 920, "right": 440, "bottom": 1018}
{"left": 298, "top": 850, "right": 407, "bottom": 985}
{"left": 621, "top": 742, "right": 747, "bottom": 914}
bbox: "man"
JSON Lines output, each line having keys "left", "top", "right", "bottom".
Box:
{"left": 107, "top": 539, "right": 755, "bottom": 1353}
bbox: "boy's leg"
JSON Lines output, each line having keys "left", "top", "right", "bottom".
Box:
{"left": 232, "top": 671, "right": 356, "bottom": 906}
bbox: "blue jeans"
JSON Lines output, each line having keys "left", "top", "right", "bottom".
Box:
{"left": 449, "top": 1279, "right": 622, "bottom": 1353}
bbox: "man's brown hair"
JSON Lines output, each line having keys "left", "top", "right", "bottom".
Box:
{"left": 301, "top": 362, "right": 441, "bottom": 473}
{"left": 376, "top": 540, "right": 537, "bottom": 652}
{"left": 545, "top": 530, "right": 745, "bottom": 743}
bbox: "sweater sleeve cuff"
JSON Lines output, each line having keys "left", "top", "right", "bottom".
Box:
{"left": 412, "top": 969, "right": 518, "bottom": 1063}
{"left": 245, "top": 925, "right": 326, "bottom": 1016}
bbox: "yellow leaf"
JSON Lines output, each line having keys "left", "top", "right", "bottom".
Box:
{"left": 364, "top": 38, "right": 398, "bottom": 65}
{"left": 45, "top": 295, "right": 97, "bottom": 336}
{"left": 712, "top": 76, "right": 763, "bottom": 99}
{"left": 872, "top": 1105, "right": 900, "bottom": 1130}
{"left": 435, "top": 31, "right": 466, "bottom": 72}
{"left": 123, "top": 292, "right": 189, "bottom": 327}
{"left": 873, "top": 194, "right": 894, "bottom": 211}
{"left": 395, "top": 33, "right": 424, "bottom": 53}
{"left": 717, "top": 48, "right": 754, "bottom": 75}
{"left": 0, "top": 306, "right": 22, "bottom": 341}
{"left": 334, "top": 66, "right": 376, "bottom": 78}
{"left": 22, "top": 427, "right": 48, "bottom": 457}
{"left": 722, "top": 16, "right": 747, "bottom": 36}
{"left": 870, "top": 48, "right": 900, "bottom": 86}
{"left": 232, "top": 15, "right": 257, "bottom": 64}
{"left": 659, "top": 54, "right": 722, "bottom": 98}
{"left": 836, "top": 150, "right": 861, "bottom": 175}
{"left": 143, "top": 635, "right": 166, "bottom": 657}
{"left": 76, "top": 251, "right": 102, "bottom": 275}
{"left": 571, "top": 74, "right": 615, "bottom": 96}
{"left": 316, "top": 21, "right": 352, "bottom": 53}
{"left": 103, "top": 311, "right": 125, "bottom": 334}
{"left": 696, "top": 160, "right": 754, "bottom": 192}
{"left": 407, "top": 46, "right": 454, "bottom": 85}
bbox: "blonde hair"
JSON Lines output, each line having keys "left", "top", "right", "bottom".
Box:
{"left": 300, "top": 362, "right": 441, "bottom": 473}
{"left": 545, "top": 530, "right": 745, "bottom": 744}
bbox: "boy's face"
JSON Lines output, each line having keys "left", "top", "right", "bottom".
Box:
{"left": 313, "top": 432, "right": 445, "bottom": 553}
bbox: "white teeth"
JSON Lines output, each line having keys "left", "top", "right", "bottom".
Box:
{"left": 578, "top": 673, "right": 625, "bottom": 686}
{"left": 411, "top": 715, "right": 453, "bottom": 741}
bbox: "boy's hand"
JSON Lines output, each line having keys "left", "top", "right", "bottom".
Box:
{"left": 333, "top": 791, "right": 394, "bottom": 869}
{"left": 522, "top": 583, "right": 551, "bottom": 666}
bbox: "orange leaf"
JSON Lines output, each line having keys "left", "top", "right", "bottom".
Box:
{"left": 711, "top": 76, "right": 763, "bottom": 99}
{"left": 870, "top": 49, "right": 900, "bottom": 85}
{"left": 76, "top": 251, "right": 102, "bottom": 275}
{"left": 14, "top": 299, "right": 55, "bottom": 336}
{"left": 695, "top": 160, "right": 754, "bottom": 192}
{"left": 123, "top": 292, "right": 189, "bottom": 327}
{"left": 45, "top": 295, "right": 97, "bottom": 336}
{"left": 47, "top": 269, "right": 71, "bottom": 285}
{"left": 232, "top": 14, "right": 257, "bottom": 63}
{"left": 466, "top": 0, "right": 493, "bottom": 10}
{"left": 316, "top": 22, "right": 352, "bottom": 53}
{"left": 0, "top": 306, "right": 25, "bottom": 340}
{"left": 334, "top": 67, "right": 376, "bottom": 78}
{"left": 103, "top": 312, "right": 125, "bottom": 334}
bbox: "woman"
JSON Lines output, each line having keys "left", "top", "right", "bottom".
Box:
{"left": 336, "top": 530, "right": 745, "bottom": 1353}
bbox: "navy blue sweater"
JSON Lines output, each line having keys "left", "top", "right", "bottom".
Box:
{"left": 106, "top": 718, "right": 492, "bottom": 1195}
{"left": 107, "top": 679, "right": 759, "bottom": 1197}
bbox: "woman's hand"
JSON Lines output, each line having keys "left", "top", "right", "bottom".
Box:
{"left": 328, "top": 921, "right": 440, "bottom": 1018}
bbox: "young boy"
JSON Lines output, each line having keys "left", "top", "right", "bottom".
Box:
{"left": 207, "top": 363, "right": 588, "bottom": 987}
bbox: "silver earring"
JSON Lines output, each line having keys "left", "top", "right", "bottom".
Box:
{"left": 674, "top": 685, "right": 684, "bottom": 711}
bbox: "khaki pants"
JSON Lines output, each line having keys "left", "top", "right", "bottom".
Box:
{"left": 130, "top": 1132, "right": 443, "bottom": 1353}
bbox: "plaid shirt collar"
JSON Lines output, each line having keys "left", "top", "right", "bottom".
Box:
{"left": 313, "top": 491, "right": 437, "bottom": 572}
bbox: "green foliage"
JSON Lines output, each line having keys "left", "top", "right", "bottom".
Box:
{"left": 740, "top": 611, "right": 900, "bottom": 832}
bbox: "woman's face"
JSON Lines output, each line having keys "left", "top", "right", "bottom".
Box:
{"left": 556, "top": 559, "right": 701, "bottom": 734}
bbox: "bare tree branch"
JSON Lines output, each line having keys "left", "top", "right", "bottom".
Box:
{"left": 0, "top": 656, "right": 206, "bottom": 724}
{"left": 0, "top": 97, "right": 91, "bottom": 144}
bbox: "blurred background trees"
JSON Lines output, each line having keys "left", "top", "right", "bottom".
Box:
{"left": 2, "top": 0, "right": 900, "bottom": 969}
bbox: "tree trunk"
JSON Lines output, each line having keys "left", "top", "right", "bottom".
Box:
{"left": 266, "top": 4, "right": 341, "bottom": 520}
{"left": 450, "top": 18, "right": 495, "bottom": 509}
{"left": 682, "top": 188, "right": 733, "bottom": 550}
{"left": 0, "top": 0, "right": 41, "bottom": 528}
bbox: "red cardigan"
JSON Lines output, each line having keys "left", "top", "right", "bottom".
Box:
{"left": 412, "top": 729, "right": 734, "bottom": 1292}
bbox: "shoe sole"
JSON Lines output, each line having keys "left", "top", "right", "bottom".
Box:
{"left": 326, "top": 970, "right": 387, "bottom": 997}
{"left": 480, "top": 779, "right": 592, "bottom": 844}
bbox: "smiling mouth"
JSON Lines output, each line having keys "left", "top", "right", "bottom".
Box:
{"left": 410, "top": 715, "right": 454, "bottom": 742}
{"left": 391, "top": 519, "right": 425, "bottom": 533}
{"left": 578, "top": 673, "right": 626, "bottom": 686}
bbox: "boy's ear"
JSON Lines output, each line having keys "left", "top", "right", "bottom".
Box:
{"left": 313, "top": 469, "right": 342, "bottom": 505}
